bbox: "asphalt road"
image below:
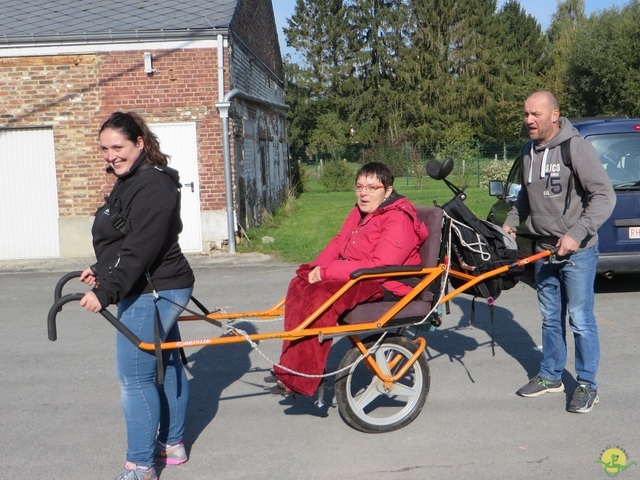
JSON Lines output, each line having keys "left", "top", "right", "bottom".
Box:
{"left": 1, "top": 254, "right": 639, "bottom": 480}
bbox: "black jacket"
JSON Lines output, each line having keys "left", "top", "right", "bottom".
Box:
{"left": 91, "top": 152, "right": 194, "bottom": 308}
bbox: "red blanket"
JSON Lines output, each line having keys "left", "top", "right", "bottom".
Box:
{"left": 274, "top": 264, "right": 383, "bottom": 396}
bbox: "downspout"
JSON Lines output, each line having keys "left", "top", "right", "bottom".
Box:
{"left": 216, "top": 88, "right": 240, "bottom": 253}
{"left": 216, "top": 34, "right": 237, "bottom": 253}
{"left": 217, "top": 34, "right": 225, "bottom": 102}
{"left": 215, "top": 35, "right": 289, "bottom": 253}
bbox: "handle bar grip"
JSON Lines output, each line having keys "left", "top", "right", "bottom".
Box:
{"left": 48, "top": 293, "right": 84, "bottom": 341}
{"left": 53, "top": 270, "right": 84, "bottom": 302}
{"left": 47, "top": 293, "right": 142, "bottom": 347}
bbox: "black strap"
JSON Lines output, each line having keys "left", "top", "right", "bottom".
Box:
{"left": 145, "top": 270, "right": 225, "bottom": 383}
{"left": 154, "top": 293, "right": 223, "bottom": 329}
{"left": 470, "top": 297, "right": 476, "bottom": 324}
{"left": 560, "top": 137, "right": 572, "bottom": 167}
{"left": 488, "top": 300, "right": 496, "bottom": 357}
{"left": 153, "top": 297, "right": 165, "bottom": 385}
{"left": 151, "top": 294, "right": 194, "bottom": 383}
{"left": 444, "top": 280, "right": 451, "bottom": 316}
{"left": 472, "top": 296, "right": 496, "bottom": 356}
{"left": 560, "top": 138, "right": 575, "bottom": 215}
{"left": 151, "top": 292, "right": 217, "bottom": 385}
{"left": 179, "top": 345, "right": 189, "bottom": 366}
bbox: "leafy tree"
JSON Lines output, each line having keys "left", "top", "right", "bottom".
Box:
{"left": 439, "top": 122, "right": 476, "bottom": 168}
{"left": 545, "top": 0, "right": 587, "bottom": 112}
{"left": 319, "top": 158, "right": 353, "bottom": 191}
{"left": 563, "top": 1, "right": 640, "bottom": 117}
{"left": 547, "top": 0, "right": 587, "bottom": 44}
{"left": 487, "top": 1, "right": 547, "bottom": 149}
{"left": 309, "top": 111, "right": 350, "bottom": 152}
{"left": 281, "top": 0, "right": 640, "bottom": 164}
{"left": 284, "top": 0, "right": 356, "bottom": 154}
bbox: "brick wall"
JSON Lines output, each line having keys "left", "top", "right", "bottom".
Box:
{"left": 95, "top": 48, "right": 229, "bottom": 213}
{"left": 0, "top": 49, "right": 228, "bottom": 218}
{"left": 0, "top": 55, "right": 104, "bottom": 217}
{"left": 0, "top": 4, "right": 290, "bottom": 256}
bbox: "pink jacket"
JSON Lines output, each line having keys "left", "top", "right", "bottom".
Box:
{"left": 311, "top": 195, "right": 429, "bottom": 296}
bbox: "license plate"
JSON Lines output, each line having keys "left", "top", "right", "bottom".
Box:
{"left": 629, "top": 227, "right": 640, "bottom": 239}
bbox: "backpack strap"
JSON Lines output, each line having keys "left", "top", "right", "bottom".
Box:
{"left": 560, "top": 137, "right": 572, "bottom": 168}
{"left": 560, "top": 138, "right": 576, "bottom": 215}
{"left": 524, "top": 138, "right": 572, "bottom": 167}
{"left": 521, "top": 140, "right": 533, "bottom": 168}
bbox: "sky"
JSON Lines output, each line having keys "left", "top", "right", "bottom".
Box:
{"left": 272, "top": 0, "right": 630, "bottom": 59}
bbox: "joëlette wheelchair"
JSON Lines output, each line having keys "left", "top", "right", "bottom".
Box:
{"left": 48, "top": 158, "right": 551, "bottom": 433}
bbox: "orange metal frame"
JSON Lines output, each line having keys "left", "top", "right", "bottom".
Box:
{"left": 49, "top": 248, "right": 551, "bottom": 387}
{"left": 152, "top": 249, "right": 550, "bottom": 348}
{"left": 124, "top": 249, "right": 551, "bottom": 384}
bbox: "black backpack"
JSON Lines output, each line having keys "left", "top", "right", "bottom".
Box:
{"left": 426, "top": 156, "right": 524, "bottom": 354}
{"left": 442, "top": 195, "right": 524, "bottom": 302}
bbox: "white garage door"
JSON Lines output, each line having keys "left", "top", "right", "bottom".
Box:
{"left": 0, "top": 128, "right": 59, "bottom": 259}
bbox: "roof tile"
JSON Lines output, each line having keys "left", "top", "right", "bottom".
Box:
{"left": 0, "top": 0, "right": 239, "bottom": 42}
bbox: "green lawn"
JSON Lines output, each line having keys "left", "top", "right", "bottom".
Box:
{"left": 237, "top": 171, "right": 498, "bottom": 263}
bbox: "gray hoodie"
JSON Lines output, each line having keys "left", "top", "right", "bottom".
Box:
{"left": 505, "top": 117, "right": 615, "bottom": 250}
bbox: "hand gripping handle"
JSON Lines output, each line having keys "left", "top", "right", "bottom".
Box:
{"left": 47, "top": 292, "right": 141, "bottom": 346}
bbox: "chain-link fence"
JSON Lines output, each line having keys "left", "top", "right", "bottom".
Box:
{"left": 290, "top": 141, "right": 523, "bottom": 192}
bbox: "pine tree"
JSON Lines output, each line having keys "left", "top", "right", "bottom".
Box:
{"left": 345, "top": 0, "right": 411, "bottom": 144}
{"left": 399, "top": 0, "right": 503, "bottom": 144}
{"left": 284, "top": 0, "right": 355, "bottom": 152}
{"left": 488, "top": 0, "right": 547, "bottom": 145}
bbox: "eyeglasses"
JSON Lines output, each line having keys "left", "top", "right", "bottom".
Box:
{"left": 354, "top": 184, "right": 386, "bottom": 193}
{"left": 354, "top": 184, "right": 385, "bottom": 193}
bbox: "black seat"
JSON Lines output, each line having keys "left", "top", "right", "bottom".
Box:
{"left": 340, "top": 205, "right": 444, "bottom": 325}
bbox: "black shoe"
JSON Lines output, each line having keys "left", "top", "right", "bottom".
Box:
{"left": 269, "top": 380, "right": 293, "bottom": 397}
{"left": 567, "top": 384, "right": 599, "bottom": 413}
{"left": 263, "top": 369, "right": 278, "bottom": 383}
{"left": 516, "top": 374, "right": 564, "bottom": 397}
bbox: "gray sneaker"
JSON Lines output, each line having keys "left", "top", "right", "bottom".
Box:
{"left": 114, "top": 463, "right": 157, "bottom": 480}
{"left": 567, "top": 384, "right": 599, "bottom": 413}
{"left": 516, "top": 374, "right": 564, "bottom": 397}
{"left": 155, "top": 441, "right": 188, "bottom": 465}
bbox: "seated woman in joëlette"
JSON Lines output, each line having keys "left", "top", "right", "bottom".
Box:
{"left": 272, "top": 162, "right": 429, "bottom": 396}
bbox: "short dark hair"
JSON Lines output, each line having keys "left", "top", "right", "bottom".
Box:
{"left": 355, "top": 162, "right": 394, "bottom": 188}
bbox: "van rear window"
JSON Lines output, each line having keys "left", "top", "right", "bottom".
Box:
{"left": 588, "top": 133, "right": 640, "bottom": 189}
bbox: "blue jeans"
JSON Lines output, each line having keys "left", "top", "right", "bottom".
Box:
{"left": 116, "top": 287, "right": 192, "bottom": 467}
{"left": 534, "top": 244, "right": 599, "bottom": 389}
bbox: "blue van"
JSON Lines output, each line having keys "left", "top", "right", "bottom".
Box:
{"left": 487, "top": 118, "right": 640, "bottom": 278}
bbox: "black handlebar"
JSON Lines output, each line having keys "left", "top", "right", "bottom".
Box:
{"left": 48, "top": 293, "right": 85, "bottom": 341}
{"left": 48, "top": 270, "right": 214, "bottom": 349}
{"left": 53, "top": 270, "right": 84, "bottom": 301}
{"left": 47, "top": 292, "right": 142, "bottom": 347}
